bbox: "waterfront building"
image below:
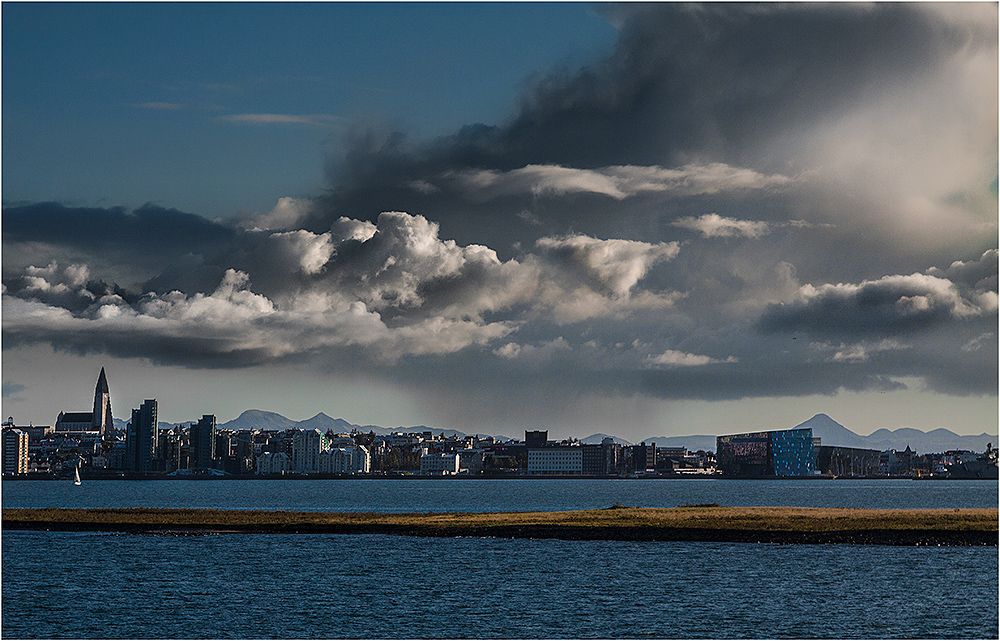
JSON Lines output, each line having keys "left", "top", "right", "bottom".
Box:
{"left": 215, "top": 432, "right": 231, "bottom": 460}
{"left": 229, "top": 431, "right": 256, "bottom": 475}
{"left": 484, "top": 443, "right": 526, "bottom": 471}
{"left": 3, "top": 418, "right": 53, "bottom": 442}
{"left": 189, "top": 415, "right": 217, "bottom": 470}
{"left": 54, "top": 368, "right": 114, "bottom": 434}
{"left": 630, "top": 442, "right": 657, "bottom": 473}
{"left": 3, "top": 428, "right": 29, "bottom": 475}
{"left": 319, "top": 445, "right": 371, "bottom": 474}
{"left": 815, "top": 445, "right": 881, "bottom": 477}
{"left": 716, "top": 428, "right": 815, "bottom": 477}
{"left": 880, "top": 446, "right": 915, "bottom": 476}
{"left": 125, "top": 399, "right": 158, "bottom": 473}
{"left": 291, "top": 429, "right": 328, "bottom": 472}
{"left": 582, "top": 438, "right": 622, "bottom": 475}
{"left": 354, "top": 444, "right": 371, "bottom": 473}
{"left": 256, "top": 451, "right": 290, "bottom": 475}
{"left": 658, "top": 447, "right": 687, "bottom": 462}
{"left": 527, "top": 446, "right": 583, "bottom": 475}
{"left": 456, "top": 449, "right": 484, "bottom": 474}
{"left": 420, "top": 452, "right": 460, "bottom": 474}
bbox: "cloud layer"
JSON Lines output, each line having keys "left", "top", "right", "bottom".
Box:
{"left": 3, "top": 3, "right": 996, "bottom": 423}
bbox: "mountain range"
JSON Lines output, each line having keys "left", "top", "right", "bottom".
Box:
{"left": 628, "top": 414, "right": 996, "bottom": 454}
{"left": 117, "top": 410, "right": 996, "bottom": 455}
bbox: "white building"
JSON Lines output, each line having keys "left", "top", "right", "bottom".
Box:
{"left": 527, "top": 447, "right": 583, "bottom": 475}
{"left": 256, "top": 451, "right": 290, "bottom": 475}
{"left": 291, "top": 429, "right": 328, "bottom": 472}
{"left": 420, "top": 452, "right": 460, "bottom": 475}
{"left": 319, "top": 445, "right": 371, "bottom": 474}
{"left": 354, "top": 445, "right": 371, "bottom": 473}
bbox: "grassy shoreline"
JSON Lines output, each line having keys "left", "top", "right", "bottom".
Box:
{"left": 3, "top": 506, "right": 997, "bottom": 545}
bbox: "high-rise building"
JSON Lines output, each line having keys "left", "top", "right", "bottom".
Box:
{"left": 292, "top": 429, "right": 328, "bottom": 472}
{"left": 189, "top": 415, "right": 216, "bottom": 470}
{"left": 126, "top": 399, "right": 158, "bottom": 473}
{"left": 2, "top": 429, "right": 29, "bottom": 475}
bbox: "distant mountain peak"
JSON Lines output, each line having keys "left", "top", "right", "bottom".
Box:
{"left": 581, "top": 433, "right": 633, "bottom": 446}
{"left": 798, "top": 413, "right": 843, "bottom": 428}
{"left": 219, "top": 409, "right": 296, "bottom": 431}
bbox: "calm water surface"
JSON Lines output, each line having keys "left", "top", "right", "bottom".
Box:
{"left": 3, "top": 479, "right": 997, "bottom": 639}
{"left": 2, "top": 531, "right": 996, "bottom": 639}
{"left": 3, "top": 477, "right": 997, "bottom": 511}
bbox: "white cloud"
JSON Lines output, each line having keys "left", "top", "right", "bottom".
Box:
{"left": 491, "top": 337, "right": 572, "bottom": 367}
{"left": 644, "top": 349, "right": 737, "bottom": 368}
{"left": 671, "top": 213, "right": 771, "bottom": 238}
{"left": 961, "top": 332, "right": 995, "bottom": 352}
{"left": 220, "top": 113, "right": 345, "bottom": 127}
{"left": 609, "top": 163, "right": 795, "bottom": 196}
{"left": 795, "top": 272, "right": 994, "bottom": 320}
{"left": 243, "top": 197, "right": 317, "bottom": 232}
{"left": 534, "top": 235, "right": 679, "bottom": 297}
{"left": 2, "top": 213, "right": 697, "bottom": 365}
{"left": 445, "top": 162, "right": 794, "bottom": 201}
{"left": 810, "top": 339, "right": 911, "bottom": 363}
{"left": 266, "top": 230, "right": 334, "bottom": 275}
{"left": 329, "top": 216, "right": 378, "bottom": 244}
{"left": 23, "top": 261, "right": 90, "bottom": 291}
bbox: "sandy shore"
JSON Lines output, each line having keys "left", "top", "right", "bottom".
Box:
{"left": 3, "top": 506, "right": 996, "bottom": 545}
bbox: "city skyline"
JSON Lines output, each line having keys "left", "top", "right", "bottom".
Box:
{"left": 3, "top": 3, "right": 998, "bottom": 442}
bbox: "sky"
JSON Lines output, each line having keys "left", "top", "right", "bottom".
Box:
{"left": 2, "top": 2, "right": 997, "bottom": 442}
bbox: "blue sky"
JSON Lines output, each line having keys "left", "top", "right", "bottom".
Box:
{"left": 3, "top": 3, "right": 997, "bottom": 442}
{"left": 3, "top": 2, "right": 615, "bottom": 217}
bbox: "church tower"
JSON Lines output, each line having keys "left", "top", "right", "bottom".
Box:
{"left": 92, "top": 367, "right": 113, "bottom": 434}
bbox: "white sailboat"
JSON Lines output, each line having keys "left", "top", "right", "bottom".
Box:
{"left": 73, "top": 464, "right": 82, "bottom": 486}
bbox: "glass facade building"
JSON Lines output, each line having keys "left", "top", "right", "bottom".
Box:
{"left": 770, "top": 428, "right": 815, "bottom": 476}
{"left": 716, "top": 428, "right": 816, "bottom": 477}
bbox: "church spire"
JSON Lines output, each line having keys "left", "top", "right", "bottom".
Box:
{"left": 92, "top": 367, "right": 113, "bottom": 433}
{"left": 96, "top": 367, "right": 109, "bottom": 394}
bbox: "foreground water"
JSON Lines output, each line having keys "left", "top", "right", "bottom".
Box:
{"left": 2, "top": 531, "right": 996, "bottom": 639}
{"left": 3, "top": 479, "right": 997, "bottom": 639}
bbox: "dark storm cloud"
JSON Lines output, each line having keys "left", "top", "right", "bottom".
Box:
{"left": 306, "top": 3, "right": 979, "bottom": 249}
{"left": 2, "top": 202, "right": 235, "bottom": 253}
{"left": 1, "top": 202, "right": 239, "bottom": 289}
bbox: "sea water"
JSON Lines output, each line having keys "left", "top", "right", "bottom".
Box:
{"left": 2, "top": 531, "right": 996, "bottom": 639}
{"left": 3, "top": 477, "right": 997, "bottom": 511}
{"left": 3, "top": 479, "right": 997, "bottom": 639}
